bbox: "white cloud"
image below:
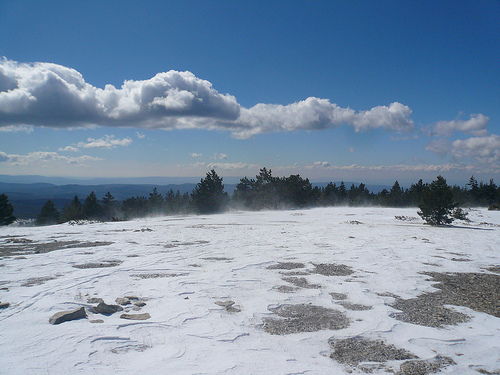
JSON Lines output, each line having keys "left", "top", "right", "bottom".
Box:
{"left": 212, "top": 153, "right": 228, "bottom": 160}
{"left": 450, "top": 135, "right": 500, "bottom": 165}
{"left": 190, "top": 153, "right": 202, "bottom": 158}
{"left": 428, "top": 114, "right": 489, "bottom": 137}
{"left": 0, "top": 58, "right": 240, "bottom": 129}
{"left": 58, "top": 146, "right": 79, "bottom": 152}
{"left": 0, "top": 150, "right": 101, "bottom": 166}
{"left": 0, "top": 125, "right": 33, "bottom": 133}
{"left": 0, "top": 58, "right": 422, "bottom": 138}
{"left": 305, "top": 162, "right": 470, "bottom": 173}
{"left": 77, "top": 135, "right": 132, "bottom": 149}
{"left": 136, "top": 131, "right": 145, "bottom": 139}
{"left": 350, "top": 102, "right": 414, "bottom": 133}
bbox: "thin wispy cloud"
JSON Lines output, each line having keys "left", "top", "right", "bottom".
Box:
{"left": 0, "top": 150, "right": 101, "bottom": 166}
{"left": 77, "top": 135, "right": 132, "bottom": 149}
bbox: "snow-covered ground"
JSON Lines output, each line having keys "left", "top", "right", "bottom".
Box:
{"left": 0, "top": 207, "right": 499, "bottom": 374}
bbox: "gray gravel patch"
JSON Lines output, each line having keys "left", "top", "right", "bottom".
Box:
{"left": 263, "top": 304, "right": 349, "bottom": 335}
{"left": 267, "top": 262, "right": 305, "bottom": 270}
{"left": 312, "top": 263, "right": 354, "bottom": 276}
{"left": 282, "top": 277, "right": 321, "bottom": 289}
{"left": 329, "top": 337, "right": 417, "bottom": 366}
{"left": 73, "top": 260, "right": 122, "bottom": 269}
{"left": 391, "top": 271, "right": 500, "bottom": 327}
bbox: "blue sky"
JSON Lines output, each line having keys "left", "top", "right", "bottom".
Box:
{"left": 0, "top": 0, "right": 499, "bottom": 185}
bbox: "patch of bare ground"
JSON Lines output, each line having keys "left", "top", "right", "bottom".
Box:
{"left": 0, "top": 240, "right": 113, "bottom": 258}
{"left": 21, "top": 276, "right": 56, "bottom": 287}
{"left": 266, "top": 262, "right": 305, "bottom": 270}
{"left": 282, "top": 277, "right": 321, "bottom": 289}
{"left": 263, "top": 304, "right": 350, "bottom": 335}
{"left": 330, "top": 292, "right": 348, "bottom": 300}
{"left": 312, "top": 263, "right": 354, "bottom": 276}
{"left": 487, "top": 266, "right": 500, "bottom": 274}
{"left": 391, "top": 271, "right": 500, "bottom": 327}
{"left": 329, "top": 337, "right": 417, "bottom": 368}
{"left": 131, "top": 273, "right": 188, "bottom": 279}
{"left": 73, "top": 260, "right": 122, "bottom": 269}
{"left": 338, "top": 302, "right": 372, "bottom": 311}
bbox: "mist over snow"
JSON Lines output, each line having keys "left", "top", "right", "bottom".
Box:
{"left": 1, "top": 207, "right": 499, "bottom": 374}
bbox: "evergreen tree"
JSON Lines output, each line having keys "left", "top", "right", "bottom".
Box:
{"left": 36, "top": 200, "right": 60, "bottom": 225}
{"left": 0, "top": 193, "right": 16, "bottom": 226}
{"left": 84, "top": 191, "right": 102, "bottom": 219}
{"left": 148, "top": 187, "right": 164, "bottom": 215}
{"left": 101, "top": 191, "right": 118, "bottom": 219}
{"left": 418, "top": 176, "right": 456, "bottom": 226}
{"left": 191, "top": 170, "right": 228, "bottom": 214}
{"left": 60, "top": 195, "right": 85, "bottom": 222}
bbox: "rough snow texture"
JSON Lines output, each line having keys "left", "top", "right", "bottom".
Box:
{"left": 0, "top": 207, "right": 499, "bottom": 374}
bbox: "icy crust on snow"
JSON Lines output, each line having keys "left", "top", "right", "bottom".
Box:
{"left": 0, "top": 207, "right": 499, "bottom": 374}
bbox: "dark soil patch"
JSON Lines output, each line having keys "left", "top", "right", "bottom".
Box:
{"left": 263, "top": 304, "right": 350, "bottom": 335}
{"left": 267, "top": 262, "right": 305, "bottom": 270}
{"left": 73, "top": 260, "right": 122, "bottom": 269}
{"left": 282, "top": 277, "right": 321, "bottom": 289}
{"left": 330, "top": 292, "right": 348, "bottom": 300}
{"left": 312, "top": 263, "right": 354, "bottom": 276}
{"left": 0, "top": 240, "right": 113, "bottom": 258}
{"left": 131, "top": 273, "right": 188, "bottom": 279}
{"left": 21, "top": 276, "right": 56, "bottom": 287}
{"left": 391, "top": 271, "right": 500, "bottom": 327}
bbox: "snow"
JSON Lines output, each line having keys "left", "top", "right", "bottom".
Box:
{"left": 0, "top": 207, "right": 499, "bottom": 374}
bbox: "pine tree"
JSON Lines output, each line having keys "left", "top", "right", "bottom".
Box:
{"left": 84, "top": 191, "right": 102, "bottom": 219}
{"left": 0, "top": 193, "right": 16, "bottom": 226}
{"left": 60, "top": 195, "right": 84, "bottom": 222}
{"left": 191, "top": 170, "right": 228, "bottom": 214}
{"left": 418, "top": 176, "right": 456, "bottom": 226}
{"left": 101, "top": 191, "right": 118, "bottom": 220}
{"left": 36, "top": 200, "right": 60, "bottom": 225}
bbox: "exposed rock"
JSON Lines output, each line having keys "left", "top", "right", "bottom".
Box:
{"left": 92, "top": 302, "right": 123, "bottom": 315}
{"left": 339, "top": 302, "right": 372, "bottom": 311}
{"left": 73, "top": 260, "right": 122, "bottom": 269}
{"left": 330, "top": 292, "right": 348, "bottom": 300}
{"left": 134, "top": 301, "right": 146, "bottom": 307}
{"left": 49, "top": 307, "right": 86, "bottom": 325}
{"left": 87, "top": 297, "right": 104, "bottom": 304}
{"left": 115, "top": 297, "right": 131, "bottom": 305}
{"left": 90, "top": 319, "right": 104, "bottom": 323}
{"left": 0, "top": 302, "right": 10, "bottom": 309}
{"left": 120, "top": 313, "right": 151, "bottom": 320}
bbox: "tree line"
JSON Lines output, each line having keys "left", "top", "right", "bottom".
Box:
{"left": 0, "top": 169, "right": 499, "bottom": 226}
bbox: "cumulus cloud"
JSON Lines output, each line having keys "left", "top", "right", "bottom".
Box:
{"left": 212, "top": 153, "right": 227, "bottom": 160}
{"left": 449, "top": 135, "right": 500, "bottom": 164}
{"left": 77, "top": 135, "right": 132, "bottom": 149}
{"left": 428, "top": 114, "right": 489, "bottom": 137}
{"left": 350, "top": 102, "right": 415, "bottom": 133}
{"left": 426, "top": 134, "right": 500, "bottom": 169}
{"left": 190, "top": 153, "right": 202, "bottom": 158}
{"left": 306, "top": 162, "right": 469, "bottom": 173}
{"left": 0, "top": 58, "right": 422, "bottom": 138}
{"left": 0, "top": 58, "right": 240, "bottom": 129}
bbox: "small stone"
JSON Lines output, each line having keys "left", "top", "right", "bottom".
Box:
{"left": 0, "top": 287, "right": 9, "bottom": 291}
{"left": 226, "top": 305, "right": 241, "bottom": 313}
{"left": 215, "top": 300, "right": 235, "bottom": 307}
{"left": 90, "top": 319, "right": 104, "bottom": 323}
{"left": 134, "top": 301, "right": 146, "bottom": 307}
{"left": 124, "top": 296, "right": 140, "bottom": 300}
{"left": 115, "top": 297, "right": 131, "bottom": 305}
{"left": 49, "top": 307, "right": 86, "bottom": 324}
{"left": 120, "top": 313, "right": 150, "bottom": 320}
{"left": 93, "top": 302, "right": 123, "bottom": 315}
{"left": 0, "top": 302, "right": 10, "bottom": 309}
